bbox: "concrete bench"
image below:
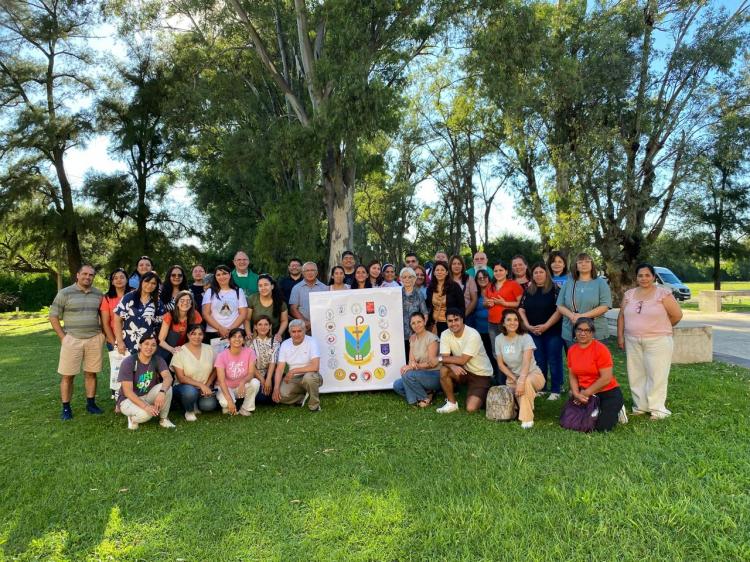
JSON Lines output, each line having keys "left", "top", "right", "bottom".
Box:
{"left": 698, "top": 290, "right": 750, "bottom": 313}
{"left": 605, "top": 309, "right": 712, "bottom": 364}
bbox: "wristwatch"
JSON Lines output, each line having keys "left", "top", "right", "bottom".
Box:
{"left": 438, "top": 355, "right": 443, "bottom": 363}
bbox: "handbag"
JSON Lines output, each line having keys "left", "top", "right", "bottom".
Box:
{"left": 559, "top": 393, "right": 600, "bottom": 432}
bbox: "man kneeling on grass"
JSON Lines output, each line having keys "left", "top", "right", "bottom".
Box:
{"left": 436, "top": 308, "right": 494, "bottom": 414}
{"left": 272, "top": 319, "right": 323, "bottom": 412}
{"left": 117, "top": 332, "right": 175, "bottom": 430}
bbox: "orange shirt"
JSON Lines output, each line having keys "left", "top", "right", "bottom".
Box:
{"left": 99, "top": 294, "right": 124, "bottom": 335}
{"left": 485, "top": 280, "right": 523, "bottom": 324}
{"left": 163, "top": 311, "right": 203, "bottom": 345}
{"left": 567, "top": 340, "right": 618, "bottom": 393}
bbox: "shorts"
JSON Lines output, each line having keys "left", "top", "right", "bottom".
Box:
{"left": 457, "top": 372, "right": 492, "bottom": 404}
{"left": 58, "top": 333, "right": 105, "bottom": 376}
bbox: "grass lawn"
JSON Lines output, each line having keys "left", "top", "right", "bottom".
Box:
{"left": 1, "top": 319, "right": 749, "bottom": 561}
{"left": 683, "top": 282, "right": 750, "bottom": 312}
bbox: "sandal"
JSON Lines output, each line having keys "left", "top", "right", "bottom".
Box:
{"left": 417, "top": 399, "right": 431, "bottom": 408}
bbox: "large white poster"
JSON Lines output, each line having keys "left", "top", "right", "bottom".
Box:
{"left": 310, "top": 288, "right": 405, "bottom": 393}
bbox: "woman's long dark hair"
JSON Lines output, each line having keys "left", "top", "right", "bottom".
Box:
{"left": 367, "top": 260, "right": 383, "bottom": 287}
{"left": 106, "top": 268, "right": 132, "bottom": 299}
{"left": 449, "top": 255, "right": 468, "bottom": 286}
{"left": 170, "top": 290, "right": 199, "bottom": 326}
{"left": 257, "top": 273, "right": 283, "bottom": 319}
{"left": 160, "top": 265, "right": 188, "bottom": 307}
{"left": 137, "top": 271, "right": 161, "bottom": 306}
{"left": 129, "top": 255, "right": 153, "bottom": 283}
{"left": 428, "top": 261, "right": 456, "bottom": 296}
{"left": 209, "top": 265, "right": 240, "bottom": 300}
{"left": 353, "top": 264, "right": 372, "bottom": 289}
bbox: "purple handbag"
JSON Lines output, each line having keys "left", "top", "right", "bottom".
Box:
{"left": 560, "top": 394, "right": 600, "bottom": 433}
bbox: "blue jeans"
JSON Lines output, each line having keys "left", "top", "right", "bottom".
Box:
{"left": 531, "top": 331, "right": 564, "bottom": 393}
{"left": 393, "top": 369, "right": 442, "bottom": 404}
{"left": 173, "top": 383, "right": 219, "bottom": 412}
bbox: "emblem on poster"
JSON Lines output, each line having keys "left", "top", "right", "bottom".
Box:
{"left": 344, "top": 315, "right": 373, "bottom": 366}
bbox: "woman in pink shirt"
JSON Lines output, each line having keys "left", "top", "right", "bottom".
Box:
{"left": 617, "top": 263, "right": 683, "bottom": 420}
{"left": 214, "top": 328, "right": 261, "bottom": 416}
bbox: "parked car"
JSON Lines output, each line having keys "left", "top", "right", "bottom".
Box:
{"left": 654, "top": 267, "right": 691, "bottom": 301}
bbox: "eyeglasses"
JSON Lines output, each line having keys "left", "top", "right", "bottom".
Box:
{"left": 171, "top": 273, "right": 184, "bottom": 278}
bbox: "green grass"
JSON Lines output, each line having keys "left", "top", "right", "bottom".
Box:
{"left": 683, "top": 282, "right": 750, "bottom": 312}
{"left": 685, "top": 281, "right": 750, "bottom": 294}
{"left": 2, "top": 321, "right": 750, "bottom": 561}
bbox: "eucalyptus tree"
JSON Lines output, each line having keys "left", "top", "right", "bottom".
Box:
{"left": 0, "top": 0, "right": 101, "bottom": 277}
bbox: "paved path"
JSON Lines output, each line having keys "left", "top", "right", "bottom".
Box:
{"left": 680, "top": 310, "right": 750, "bottom": 368}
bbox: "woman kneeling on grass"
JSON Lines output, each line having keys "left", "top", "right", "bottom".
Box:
{"left": 171, "top": 324, "right": 218, "bottom": 421}
{"left": 117, "top": 332, "right": 175, "bottom": 430}
{"left": 495, "top": 309, "right": 546, "bottom": 429}
{"left": 214, "top": 328, "right": 261, "bottom": 416}
{"left": 567, "top": 317, "right": 625, "bottom": 432}
{"left": 394, "top": 312, "right": 441, "bottom": 407}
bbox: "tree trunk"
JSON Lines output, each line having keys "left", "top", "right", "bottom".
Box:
{"left": 52, "top": 151, "right": 83, "bottom": 278}
{"left": 713, "top": 226, "right": 721, "bottom": 290}
{"left": 323, "top": 144, "right": 354, "bottom": 273}
{"left": 136, "top": 174, "right": 150, "bottom": 254}
{"left": 599, "top": 234, "right": 638, "bottom": 308}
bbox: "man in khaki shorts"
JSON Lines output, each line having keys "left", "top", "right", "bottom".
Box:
{"left": 49, "top": 264, "right": 105, "bottom": 420}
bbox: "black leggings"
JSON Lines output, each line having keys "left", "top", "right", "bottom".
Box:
{"left": 595, "top": 386, "right": 624, "bottom": 432}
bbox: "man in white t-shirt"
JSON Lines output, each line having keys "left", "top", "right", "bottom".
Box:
{"left": 436, "top": 308, "right": 494, "bottom": 414}
{"left": 272, "top": 319, "right": 323, "bottom": 411}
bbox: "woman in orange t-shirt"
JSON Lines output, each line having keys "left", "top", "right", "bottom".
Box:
{"left": 100, "top": 268, "right": 131, "bottom": 351}
{"left": 485, "top": 260, "right": 523, "bottom": 381}
{"left": 567, "top": 317, "right": 625, "bottom": 432}
{"left": 158, "top": 290, "right": 203, "bottom": 364}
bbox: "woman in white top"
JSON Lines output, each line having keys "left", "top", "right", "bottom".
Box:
{"left": 495, "top": 308, "right": 546, "bottom": 429}
{"left": 393, "top": 312, "right": 441, "bottom": 407}
{"left": 202, "top": 264, "right": 248, "bottom": 343}
{"left": 381, "top": 264, "right": 401, "bottom": 288}
{"left": 171, "top": 324, "right": 218, "bottom": 420}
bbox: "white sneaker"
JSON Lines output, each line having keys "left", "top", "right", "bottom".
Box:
{"left": 127, "top": 416, "right": 139, "bottom": 431}
{"left": 547, "top": 393, "right": 560, "bottom": 401}
{"left": 618, "top": 406, "right": 629, "bottom": 425}
{"left": 184, "top": 412, "right": 197, "bottom": 422}
{"left": 521, "top": 421, "right": 534, "bottom": 429}
{"left": 436, "top": 401, "right": 459, "bottom": 414}
{"left": 650, "top": 411, "right": 671, "bottom": 420}
{"left": 159, "top": 418, "right": 176, "bottom": 429}
{"left": 221, "top": 407, "right": 229, "bottom": 414}
{"left": 536, "top": 391, "right": 548, "bottom": 398}
{"left": 238, "top": 409, "right": 252, "bottom": 417}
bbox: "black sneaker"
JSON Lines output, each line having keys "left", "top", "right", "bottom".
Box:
{"left": 86, "top": 403, "right": 104, "bottom": 415}
{"left": 61, "top": 407, "right": 73, "bottom": 421}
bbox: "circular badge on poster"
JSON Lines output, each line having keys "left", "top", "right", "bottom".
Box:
{"left": 334, "top": 369, "right": 346, "bottom": 381}
{"left": 349, "top": 372, "right": 358, "bottom": 381}
{"left": 361, "top": 371, "right": 372, "bottom": 382}
{"left": 374, "top": 367, "right": 386, "bottom": 380}
{"left": 379, "top": 331, "right": 390, "bottom": 342}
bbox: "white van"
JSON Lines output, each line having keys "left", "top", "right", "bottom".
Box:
{"left": 654, "top": 267, "right": 691, "bottom": 301}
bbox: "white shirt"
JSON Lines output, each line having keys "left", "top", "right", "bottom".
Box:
{"left": 277, "top": 335, "right": 320, "bottom": 370}
{"left": 202, "top": 288, "right": 248, "bottom": 332}
{"left": 440, "top": 325, "right": 493, "bottom": 377}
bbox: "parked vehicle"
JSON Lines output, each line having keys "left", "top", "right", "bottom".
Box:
{"left": 654, "top": 267, "right": 691, "bottom": 301}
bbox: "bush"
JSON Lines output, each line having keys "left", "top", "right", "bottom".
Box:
{"left": 18, "top": 274, "right": 57, "bottom": 311}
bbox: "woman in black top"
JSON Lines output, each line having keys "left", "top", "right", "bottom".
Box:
{"left": 426, "top": 261, "right": 465, "bottom": 335}
{"left": 518, "top": 262, "right": 564, "bottom": 400}
{"left": 160, "top": 265, "right": 189, "bottom": 311}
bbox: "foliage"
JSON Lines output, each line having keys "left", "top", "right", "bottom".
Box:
{"left": 484, "top": 233, "right": 544, "bottom": 267}
{"left": 0, "top": 273, "right": 58, "bottom": 311}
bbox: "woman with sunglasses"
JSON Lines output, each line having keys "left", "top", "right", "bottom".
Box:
{"left": 556, "top": 252, "right": 612, "bottom": 347}
{"left": 567, "top": 317, "right": 624, "bottom": 432}
{"left": 160, "top": 265, "right": 189, "bottom": 311}
{"left": 617, "top": 263, "right": 682, "bottom": 420}
{"left": 114, "top": 272, "right": 165, "bottom": 355}
{"left": 158, "top": 290, "right": 203, "bottom": 363}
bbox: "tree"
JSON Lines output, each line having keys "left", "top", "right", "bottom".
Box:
{"left": 677, "top": 88, "right": 750, "bottom": 289}
{"left": 84, "top": 42, "right": 189, "bottom": 263}
{"left": 0, "top": 0, "right": 100, "bottom": 277}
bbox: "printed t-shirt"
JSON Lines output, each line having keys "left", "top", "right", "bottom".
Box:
{"left": 440, "top": 325, "right": 493, "bottom": 377}
{"left": 567, "top": 340, "right": 617, "bottom": 392}
{"left": 277, "top": 335, "right": 320, "bottom": 371}
{"left": 202, "top": 288, "right": 248, "bottom": 333}
{"left": 494, "top": 333, "right": 541, "bottom": 383}
{"left": 214, "top": 347, "right": 257, "bottom": 388}
{"left": 621, "top": 287, "right": 675, "bottom": 338}
{"left": 99, "top": 293, "right": 124, "bottom": 337}
{"left": 247, "top": 293, "right": 287, "bottom": 333}
{"left": 485, "top": 280, "right": 524, "bottom": 324}
{"left": 117, "top": 354, "right": 169, "bottom": 405}
{"left": 162, "top": 311, "right": 204, "bottom": 345}
{"left": 170, "top": 344, "right": 215, "bottom": 384}
{"left": 520, "top": 286, "right": 561, "bottom": 335}
{"left": 114, "top": 292, "right": 165, "bottom": 353}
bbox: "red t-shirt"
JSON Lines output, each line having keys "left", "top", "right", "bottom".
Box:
{"left": 485, "top": 280, "right": 524, "bottom": 324}
{"left": 567, "top": 340, "right": 618, "bottom": 393}
{"left": 163, "top": 311, "right": 203, "bottom": 345}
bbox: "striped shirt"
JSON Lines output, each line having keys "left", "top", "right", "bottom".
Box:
{"left": 49, "top": 284, "right": 103, "bottom": 339}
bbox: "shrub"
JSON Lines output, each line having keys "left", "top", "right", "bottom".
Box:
{"left": 19, "top": 274, "right": 57, "bottom": 311}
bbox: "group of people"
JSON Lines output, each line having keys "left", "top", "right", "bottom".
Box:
{"left": 49, "top": 248, "right": 682, "bottom": 432}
